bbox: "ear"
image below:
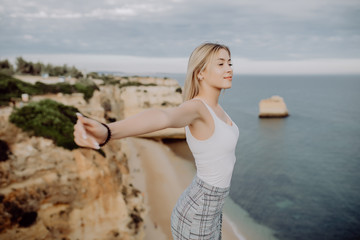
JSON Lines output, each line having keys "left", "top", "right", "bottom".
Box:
{"left": 197, "top": 71, "right": 203, "bottom": 81}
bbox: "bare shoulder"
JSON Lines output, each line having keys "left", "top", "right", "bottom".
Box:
{"left": 178, "top": 98, "right": 209, "bottom": 115}
{"left": 179, "top": 98, "right": 211, "bottom": 124}
{"left": 161, "top": 98, "right": 207, "bottom": 128}
{"left": 181, "top": 98, "right": 206, "bottom": 109}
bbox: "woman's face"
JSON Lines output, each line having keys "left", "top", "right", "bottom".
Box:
{"left": 199, "top": 49, "right": 233, "bottom": 90}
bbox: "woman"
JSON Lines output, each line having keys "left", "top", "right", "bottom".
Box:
{"left": 73, "top": 42, "right": 239, "bottom": 239}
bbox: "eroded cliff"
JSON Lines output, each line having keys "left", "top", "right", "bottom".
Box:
{"left": 0, "top": 109, "right": 145, "bottom": 240}
{"left": 0, "top": 75, "right": 183, "bottom": 239}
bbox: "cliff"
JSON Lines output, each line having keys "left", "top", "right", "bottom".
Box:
{"left": 117, "top": 77, "right": 184, "bottom": 139}
{"left": 0, "top": 75, "right": 184, "bottom": 239}
{"left": 0, "top": 108, "right": 145, "bottom": 240}
{"left": 29, "top": 76, "right": 185, "bottom": 138}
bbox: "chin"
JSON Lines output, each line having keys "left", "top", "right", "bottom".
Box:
{"left": 216, "top": 83, "right": 232, "bottom": 90}
{"left": 223, "top": 84, "right": 232, "bottom": 89}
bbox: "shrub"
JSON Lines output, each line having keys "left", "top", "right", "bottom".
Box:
{"left": 0, "top": 73, "right": 98, "bottom": 106}
{"left": 118, "top": 82, "right": 156, "bottom": 88}
{"left": 175, "top": 87, "right": 182, "bottom": 94}
{"left": 0, "top": 73, "right": 41, "bottom": 105}
{"left": 87, "top": 72, "right": 104, "bottom": 79}
{"left": 9, "top": 99, "right": 79, "bottom": 150}
{"left": 0, "top": 59, "right": 15, "bottom": 76}
{"left": 73, "top": 78, "right": 99, "bottom": 101}
{"left": 0, "top": 68, "right": 14, "bottom": 76}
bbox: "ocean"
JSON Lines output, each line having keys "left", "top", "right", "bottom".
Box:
{"left": 158, "top": 73, "right": 360, "bottom": 240}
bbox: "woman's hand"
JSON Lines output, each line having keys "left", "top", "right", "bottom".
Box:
{"left": 73, "top": 113, "right": 107, "bottom": 149}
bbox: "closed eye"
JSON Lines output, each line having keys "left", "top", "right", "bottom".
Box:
{"left": 218, "top": 63, "right": 232, "bottom": 66}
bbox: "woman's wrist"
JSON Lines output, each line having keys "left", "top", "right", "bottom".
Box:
{"left": 99, "top": 123, "right": 111, "bottom": 147}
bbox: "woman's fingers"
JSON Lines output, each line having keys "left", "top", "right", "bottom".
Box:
{"left": 73, "top": 126, "right": 87, "bottom": 146}
{"left": 90, "top": 136, "right": 100, "bottom": 149}
{"left": 74, "top": 128, "right": 100, "bottom": 149}
{"left": 75, "top": 113, "right": 87, "bottom": 139}
{"left": 74, "top": 112, "right": 100, "bottom": 149}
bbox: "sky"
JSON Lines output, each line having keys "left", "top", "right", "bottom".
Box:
{"left": 0, "top": 0, "right": 360, "bottom": 74}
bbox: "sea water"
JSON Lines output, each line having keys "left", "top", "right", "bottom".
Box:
{"left": 159, "top": 74, "right": 360, "bottom": 240}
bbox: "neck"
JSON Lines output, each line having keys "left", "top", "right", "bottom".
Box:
{"left": 196, "top": 85, "right": 221, "bottom": 107}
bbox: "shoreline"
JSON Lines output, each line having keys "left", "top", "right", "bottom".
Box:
{"left": 124, "top": 137, "right": 242, "bottom": 240}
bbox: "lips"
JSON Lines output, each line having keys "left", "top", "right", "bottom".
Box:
{"left": 224, "top": 76, "right": 233, "bottom": 80}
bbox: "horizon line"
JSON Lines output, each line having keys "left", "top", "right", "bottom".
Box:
{"left": 1, "top": 53, "right": 360, "bottom": 75}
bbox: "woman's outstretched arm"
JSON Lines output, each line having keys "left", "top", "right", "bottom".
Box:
{"left": 73, "top": 99, "right": 202, "bottom": 149}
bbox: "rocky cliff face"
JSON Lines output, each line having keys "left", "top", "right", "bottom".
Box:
{"left": 96, "top": 77, "right": 185, "bottom": 139}
{"left": 30, "top": 77, "right": 185, "bottom": 138}
{"left": 117, "top": 86, "right": 184, "bottom": 139}
{"left": 0, "top": 112, "right": 145, "bottom": 240}
{"left": 0, "top": 76, "right": 183, "bottom": 239}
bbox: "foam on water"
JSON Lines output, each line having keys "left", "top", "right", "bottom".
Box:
{"left": 224, "top": 196, "right": 278, "bottom": 240}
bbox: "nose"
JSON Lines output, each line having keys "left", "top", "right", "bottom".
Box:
{"left": 227, "top": 63, "right": 233, "bottom": 72}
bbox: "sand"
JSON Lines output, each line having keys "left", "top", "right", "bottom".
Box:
{"left": 123, "top": 137, "right": 240, "bottom": 240}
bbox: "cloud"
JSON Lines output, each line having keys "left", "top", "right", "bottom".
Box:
{"left": 83, "top": 3, "right": 172, "bottom": 19}
{"left": 0, "top": 0, "right": 359, "bottom": 71}
{"left": 230, "top": 0, "right": 360, "bottom": 20}
{"left": 23, "top": 34, "right": 34, "bottom": 40}
{"left": 11, "top": 10, "right": 83, "bottom": 19}
{"left": 85, "top": 8, "right": 137, "bottom": 18}
{"left": 5, "top": 0, "right": 173, "bottom": 20}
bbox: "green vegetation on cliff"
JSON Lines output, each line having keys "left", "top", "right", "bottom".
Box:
{"left": 118, "top": 81, "right": 157, "bottom": 88}
{"left": 0, "top": 73, "right": 98, "bottom": 106}
{"left": 9, "top": 99, "right": 79, "bottom": 150}
{"left": 0, "top": 73, "right": 40, "bottom": 106}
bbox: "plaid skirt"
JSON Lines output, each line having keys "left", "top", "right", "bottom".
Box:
{"left": 171, "top": 175, "right": 230, "bottom": 240}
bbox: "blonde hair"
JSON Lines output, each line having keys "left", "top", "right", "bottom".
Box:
{"left": 183, "top": 42, "right": 231, "bottom": 101}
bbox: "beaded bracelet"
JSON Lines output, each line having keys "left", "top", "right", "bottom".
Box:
{"left": 99, "top": 123, "right": 111, "bottom": 147}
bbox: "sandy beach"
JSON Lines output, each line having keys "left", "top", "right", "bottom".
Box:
{"left": 123, "top": 137, "right": 240, "bottom": 240}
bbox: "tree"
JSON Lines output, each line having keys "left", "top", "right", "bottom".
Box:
{"left": 16, "top": 57, "right": 27, "bottom": 73}
{"left": 33, "top": 62, "right": 42, "bottom": 75}
{"left": 14, "top": 57, "right": 83, "bottom": 78}
{"left": 0, "top": 59, "right": 15, "bottom": 76}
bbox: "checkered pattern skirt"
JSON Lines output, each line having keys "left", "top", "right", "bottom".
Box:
{"left": 171, "top": 175, "right": 230, "bottom": 240}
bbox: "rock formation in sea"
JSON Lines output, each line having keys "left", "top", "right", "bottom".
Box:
{"left": 259, "top": 95, "right": 289, "bottom": 118}
{"left": 0, "top": 75, "right": 183, "bottom": 239}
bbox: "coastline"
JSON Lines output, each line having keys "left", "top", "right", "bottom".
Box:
{"left": 123, "top": 137, "right": 241, "bottom": 240}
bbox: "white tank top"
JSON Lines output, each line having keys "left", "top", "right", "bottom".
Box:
{"left": 185, "top": 99, "right": 239, "bottom": 188}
